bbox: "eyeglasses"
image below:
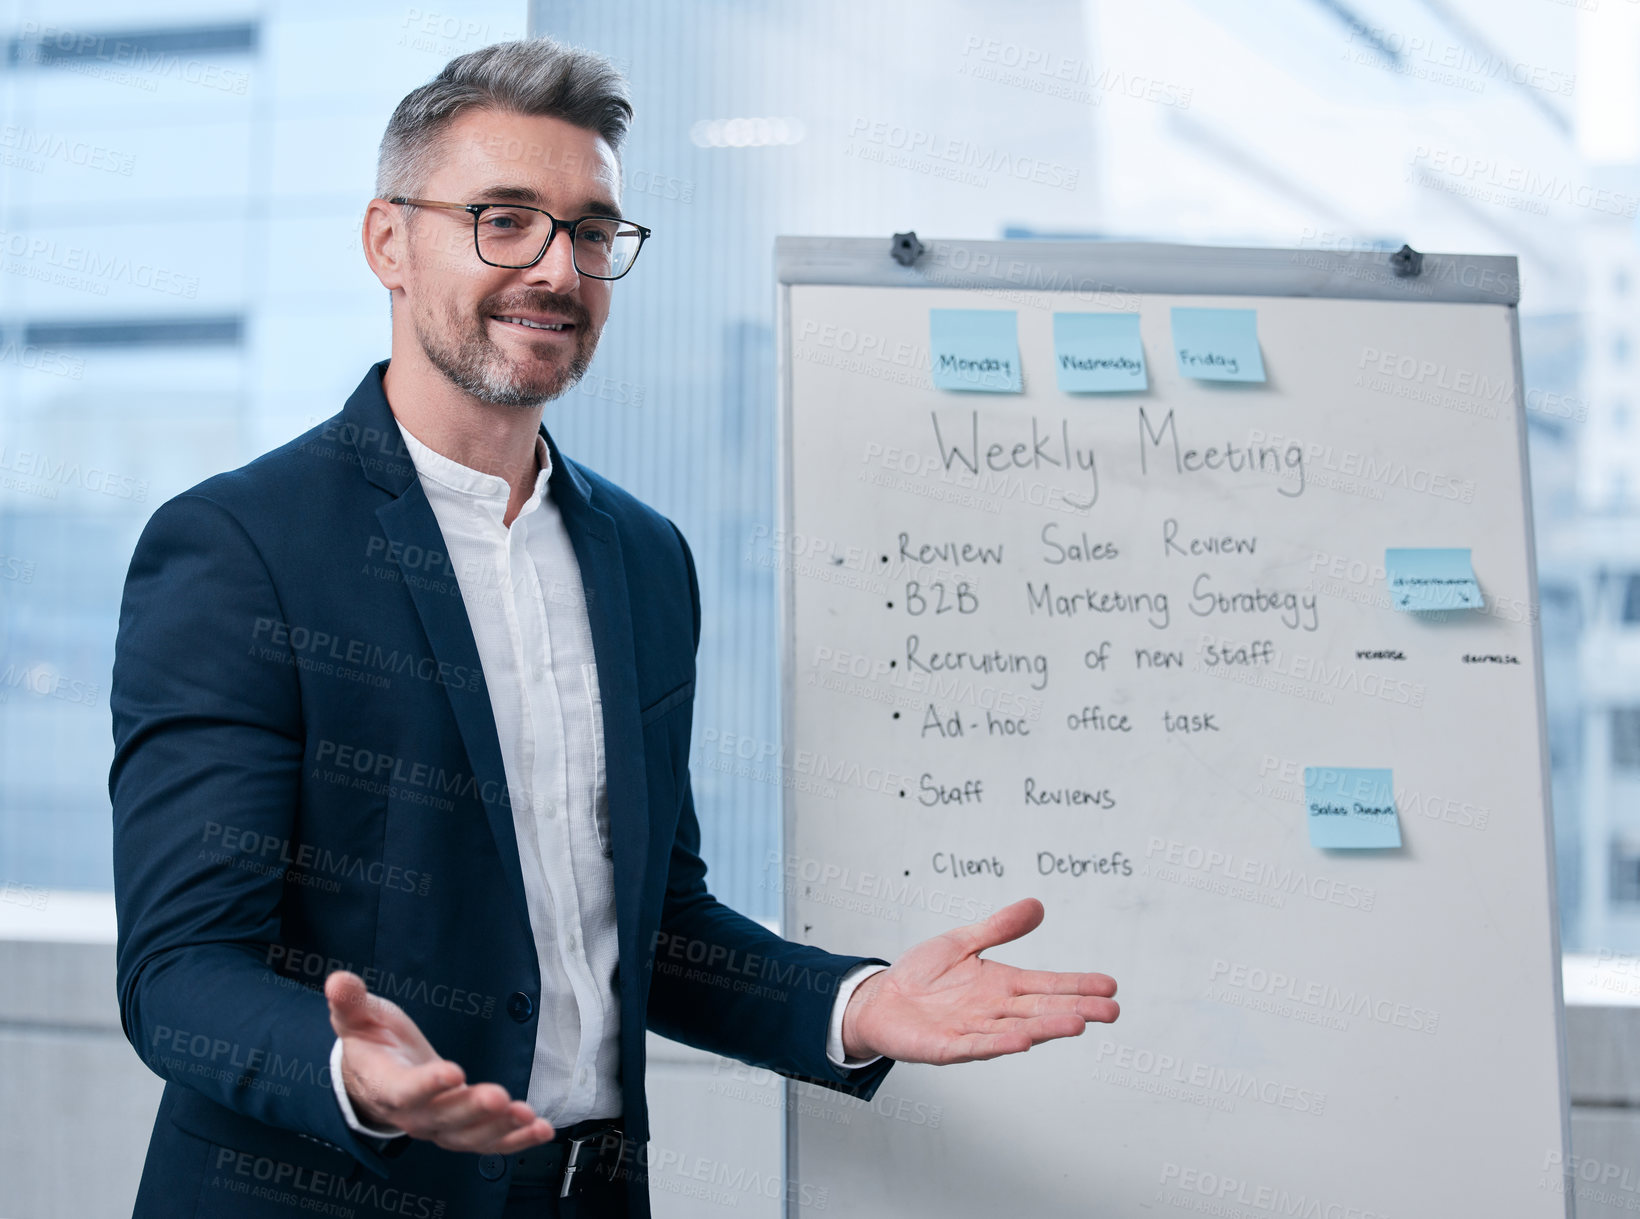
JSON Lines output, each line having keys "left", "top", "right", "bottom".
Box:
{"left": 386, "top": 197, "right": 651, "bottom": 280}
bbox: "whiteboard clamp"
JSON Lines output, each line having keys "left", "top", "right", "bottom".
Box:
{"left": 1389, "top": 243, "right": 1424, "bottom": 278}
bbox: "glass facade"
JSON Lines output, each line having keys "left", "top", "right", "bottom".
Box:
{"left": 0, "top": 0, "right": 1636, "bottom": 947}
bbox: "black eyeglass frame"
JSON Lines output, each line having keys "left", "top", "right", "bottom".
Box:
{"left": 385, "top": 197, "right": 652, "bottom": 280}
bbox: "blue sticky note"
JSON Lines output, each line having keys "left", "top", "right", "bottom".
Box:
{"left": 1052, "top": 313, "right": 1147, "bottom": 393}
{"left": 1305, "top": 767, "right": 1402, "bottom": 849}
{"left": 1170, "top": 307, "right": 1266, "bottom": 382}
{"left": 930, "top": 309, "right": 1022, "bottom": 393}
{"left": 1385, "top": 548, "right": 1482, "bottom": 611}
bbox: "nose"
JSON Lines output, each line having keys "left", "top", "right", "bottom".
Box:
{"left": 522, "top": 224, "right": 580, "bottom": 294}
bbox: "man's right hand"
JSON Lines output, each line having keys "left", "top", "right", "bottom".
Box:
{"left": 325, "top": 970, "right": 555, "bottom": 1154}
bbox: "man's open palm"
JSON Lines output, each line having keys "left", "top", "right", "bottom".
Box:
{"left": 326, "top": 970, "right": 555, "bottom": 1154}
{"left": 840, "top": 898, "right": 1119, "bottom": 1064}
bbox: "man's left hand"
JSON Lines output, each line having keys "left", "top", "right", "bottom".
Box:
{"left": 840, "top": 898, "right": 1118, "bottom": 1064}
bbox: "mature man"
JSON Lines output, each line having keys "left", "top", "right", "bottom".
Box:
{"left": 110, "top": 37, "right": 1119, "bottom": 1219}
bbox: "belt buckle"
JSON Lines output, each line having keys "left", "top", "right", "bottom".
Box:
{"left": 560, "top": 1125, "right": 622, "bottom": 1199}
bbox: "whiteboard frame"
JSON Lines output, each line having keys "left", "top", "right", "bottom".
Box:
{"left": 777, "top": 236, "right": 1519, "bottom": 304}
{"left": 773, "top": 236, "right": 1570, "bottom": 1215}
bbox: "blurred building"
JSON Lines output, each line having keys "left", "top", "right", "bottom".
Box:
{"left": 0, "top": 0, "right": 1637, "bottom": 996}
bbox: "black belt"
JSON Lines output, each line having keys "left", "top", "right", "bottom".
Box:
{"left": 509, "top": 1118, "right": 628, "bottom": 1198}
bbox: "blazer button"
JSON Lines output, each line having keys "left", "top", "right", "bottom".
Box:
{"left": 507, "top": 991, "right": 535, "bottom": 1022}
{"left": 478, "top": 1153, "right": 506, "bottom": 1181}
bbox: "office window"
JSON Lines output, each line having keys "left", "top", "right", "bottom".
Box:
{"left": 0, "top": 5, "right": 528, "bottom": 889}
{"left": 1615, "top": 708, "right": 1640, "bottom": 770}
{"left": 1614, "top": 838, "right": 1640, "bottom": 903}
{"left": 0, "top": 0, "right": 1633, "bottom": 956}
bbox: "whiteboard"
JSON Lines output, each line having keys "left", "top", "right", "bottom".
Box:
{"left": 774, "top": 239, "right": 1571, "bottom": 1217}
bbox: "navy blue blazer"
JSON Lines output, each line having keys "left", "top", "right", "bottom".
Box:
{"left": 110, "top": 360, "right": 894, "bottom": 1219}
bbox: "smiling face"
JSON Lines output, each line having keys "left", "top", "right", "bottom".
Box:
{"left": 395, "top": 108, "right": 623, "bottom": 407}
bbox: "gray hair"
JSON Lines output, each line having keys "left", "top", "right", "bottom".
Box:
{"left": 375, "top": 36, "right": 633, "bottom": 200}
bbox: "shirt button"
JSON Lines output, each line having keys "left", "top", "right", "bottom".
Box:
{"left": 541, "top": 802, "right": 556, "bottom": 819}
{"left": 506, "top": 991, "right": 535, "bottom": 1023}
{"left": 478, "top": 1154, "right": 506, "bottom": 1180}
{"left": 566, "top": 933, "right": 579, "bottom": 952}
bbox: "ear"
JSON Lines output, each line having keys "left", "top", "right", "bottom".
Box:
{"left": 362, "top": 197, "right": 410, "bottom": 292}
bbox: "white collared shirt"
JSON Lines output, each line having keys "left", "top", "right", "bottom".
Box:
{"left": 331, "top": 422, "right": 882, "bottom": 1138}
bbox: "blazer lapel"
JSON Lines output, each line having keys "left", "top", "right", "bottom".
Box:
{"left": 374, "top": 484, "right": 532, "bottom": 941}
{"left": 342, "top": 363, "right": 531, "bottom": 943}
{"left": 337, "top": 361, "right": 650, "bottom": 963}
{"left": 543, "top": 433, "right": 650, "bottom": 960}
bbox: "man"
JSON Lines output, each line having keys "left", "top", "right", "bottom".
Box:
{"left": 110, "top": 36, "right": 1119, "bottom": 1219}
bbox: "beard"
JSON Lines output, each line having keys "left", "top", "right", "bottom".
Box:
{"left": 414, "top": 288, "right": 599, "bottom": 408}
